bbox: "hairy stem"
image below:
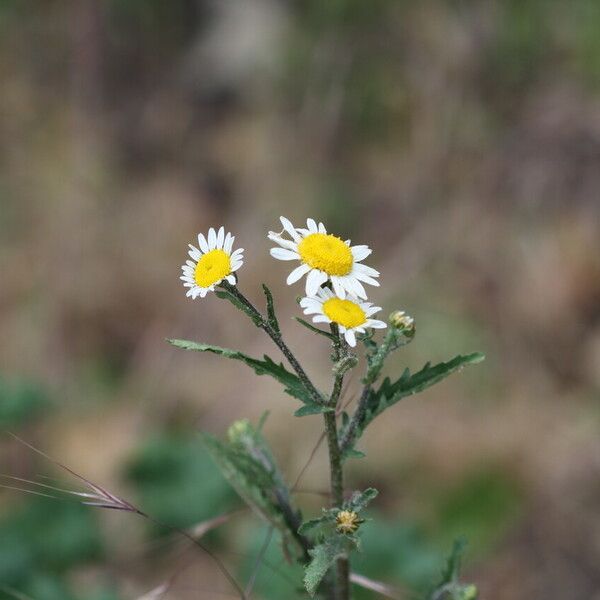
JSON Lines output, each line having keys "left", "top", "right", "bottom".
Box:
{"left": 327, "top": 324, "right": 350, "bottom": 600}
{"left": 339, "top": 384, "right": 371, "bottom": 455}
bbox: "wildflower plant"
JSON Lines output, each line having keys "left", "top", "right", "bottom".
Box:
{"left": 3, "top": 218, "right": 483, "bottom": 600}
{"left": 169, "top": 218, "right": 485, "bottom": 599}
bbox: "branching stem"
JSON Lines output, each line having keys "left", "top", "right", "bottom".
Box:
{"left": 220, "top": 282, "right": 325, "bottom": 406}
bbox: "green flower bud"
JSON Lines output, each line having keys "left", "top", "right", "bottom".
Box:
{"left": 389, "top": 310, "right": 415, "bottom": 335}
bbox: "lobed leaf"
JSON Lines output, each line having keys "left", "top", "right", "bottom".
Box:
{"left": 168, "top": 339, "right": 314, "bottom": 405}
{"left": 304, "top": 537, "right": 347, "bottom": 596}
{"left": 364, "top": 353, "right": 484, "bottom": 428}
{"left": 346, "top": 488, "right": 378, "bottom": 513}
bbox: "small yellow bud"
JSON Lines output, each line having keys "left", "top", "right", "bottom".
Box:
{"left": 389, "top": 310, "right": 415, "bottom": 334}
{"left": 335, "top": 510, "right": 362, "bottom": 534}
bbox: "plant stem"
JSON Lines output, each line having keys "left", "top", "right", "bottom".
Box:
{"left": 327, "top": 324, "right": 350, "bottom": 600}
{"left": 339, "top": 384, "right": 371, "bottom": 455}
{"left": 220, "top": 282, "right": 325, "bottom": 406}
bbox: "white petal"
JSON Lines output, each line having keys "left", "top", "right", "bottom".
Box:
{"left": 230, "top": 248, "right": 244, "bottom": 258}
{"left": 287, "top": 263, "right": 311, "bottom": 284}
{"left": 270, "top": 247, "right": 300, "bottom": 261}
{"left": 305, "top": 269, "right": 328, "bottom": 296}
{"left": 225, "top": 275, "right": 236, "bottom": 284}
{"left": 280, "top": 216, "right": 301, "bottom": 242}
{"left": 353, "top": 263, "right": 379, "bottom": 277}
{"left": 344, "top": 329, "right": 357, "bottom": 347}
{"left": 208, "top": 228, "right": 217, "bottom": 249}
{"left": 351, "top": 245, "right": 372, "bottom": 261}
{"left": 188, "top": 245, "right": 201, "bottom": 260}
{"left": 216, "top": 226, "right": 225, "bottom": 249}
{"left": 224, "top": 233, "right": 234, "bottom": 253}
{"left": 354, "top": 272, "right": 380, "bottom": 287}
{"left": 352, "top": 279, "right": 368, "bottom": 300}
{"left": 331, "top": 276, "right": 346, "bottom": 299}
{"left": 368, "top": 319, "right": 387, "bottom": 329}
{"left": 197, "top": 234, "right": 209, "bottom": 253}
{"left": 306, "top": 218, "right": 318, "bottom": 233}
{"left": 312, "top": 315, "right": 331, "bottom": 323}
{"left": 365, "top": 306, "right": 382, "bottom": 317}
{"left": 303, "top": 306, "right": 323, "bottom": 315}
{"left": 300, "top": 298, "right": 322, "bottom": 310}
{"left": 318, "top": 222, "right": 327, "bottom": 233}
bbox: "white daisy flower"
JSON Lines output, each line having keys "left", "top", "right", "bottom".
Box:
{"left": 299, "top": 287, "right": 387, "bottom": 347}
{"left": 180, "top": 227, "right": 244, "bottom": 299}
{"left": 268, "top": 216, "right": 380, "bottom": 299}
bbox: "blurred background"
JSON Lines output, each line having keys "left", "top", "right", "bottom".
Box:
{"left": 1, "top": 0, "right": 600, "bottom": 598}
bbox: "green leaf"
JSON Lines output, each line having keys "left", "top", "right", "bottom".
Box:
{"left": 364, "top": 353, "right": 484, "bottom": 428}
{"left": 346, "top": 488, "right": 378, "bottom": 512}
{"left": 200, "top": 421, "right": 305, "bottom": 557}
{"left": 304, "top": 537, "right": 346, "bottom": 596}
{"left": 215, "top": 289, "right": 263, "bottom": 326}
{"left": 294, "top": 317, "right": 336, "bottom": 340}
{"left": 168, "top": 339, "right": 314, "bottom": 405}
{"left": 262, "top": 284, "right": 280, "bottom": 333}
{"left": 298, "top": 516, "right": 329, "bottom": 536}
{"left": 344, "top": 448, "right": 366, "bottom": 460}
{"left": 294, "top": 403, "right": 334, "bottom": 417}
{"left": 427, "top": 538, "right": 478, "bottom": 600}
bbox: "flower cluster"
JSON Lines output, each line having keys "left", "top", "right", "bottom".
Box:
{"left": 181, "top": 216, "right": 387, "bottom": 346}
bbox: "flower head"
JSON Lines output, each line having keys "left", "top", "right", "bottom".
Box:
{"left": 299, "top": 287, "right": 386, "bottom": 347}
{"left": 389, "top": 310, "right": 415, "bottom": 335}
{"left": 181, "top": 227, "right": 244, "bottom": 299}
{"left": 336, "top": 510, "right": 362, "bottom": 534}
{"left": 268, "top": 217, "right": 379, "bottom": 299}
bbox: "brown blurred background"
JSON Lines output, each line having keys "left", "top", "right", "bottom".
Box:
{"left": 1, "top": 1, "right": 600, "bottom": 599}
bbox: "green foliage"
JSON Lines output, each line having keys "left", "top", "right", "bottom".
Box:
{"left": 125, "top": 432, "right": 236, "bottom": 531}
{"left": 0, "top": 376, "right": 50, "bottom": 427}
{"left": 346, "top": 487, "right": 378, "bottom": 513}
{"left": 344, "top": 353, "right": 484, "bottom": 452}
{"left": 431, "top": 467, "right": 523, "bottom": 554}
{"left": 304, "top": 536, "right": 348, "bottom": 597}
{"left": 215, "top": 289, "right": 263, "bottom": 326}
{"left": 169, "top": 339, "right": 314, "bottom": 406}
{"left": 201, "top": 419, "right": 305, "bottom": 556}
{"left": 0, "top": 496, "right": 105, "bottom": 599}
{"left": 426, "top": 539, "right": 478, "bottom": 600}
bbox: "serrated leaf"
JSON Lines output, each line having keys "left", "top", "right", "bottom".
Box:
{"left": 346, "top": 488, "right": 378, "bottom": 512}
{"left": 294, "top": 404, "right": 334, "bottom": 417}
{"left": 168, "top": 339, "right": 314, "bottom": 405}
{"left": 298, "top": 516, "right": 329, "bottom": 535}
{"left": 200, "top": 423, "right": 305, "bottom": 557}
{"left": 364, "top": 353, "right": 484, "bottom": 428}
{"left": 304, "top": 537, "right": 346, "bottom": 596}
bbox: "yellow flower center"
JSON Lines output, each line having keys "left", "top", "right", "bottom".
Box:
{"left": 297, "top": 233, "right": 353, "bottom": 276}
{"left": 336, "top": 510, "right": 360, "bottom": 534}
{"left": 194, "top": 249, "right": 232, "bottom": 288}
{"left": 322, "top": 297, "right": 367, "bottom": 329}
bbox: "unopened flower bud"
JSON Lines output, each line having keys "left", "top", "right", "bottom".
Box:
{"left": 389, "top": 310, "right": 415, "bottom": 335}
